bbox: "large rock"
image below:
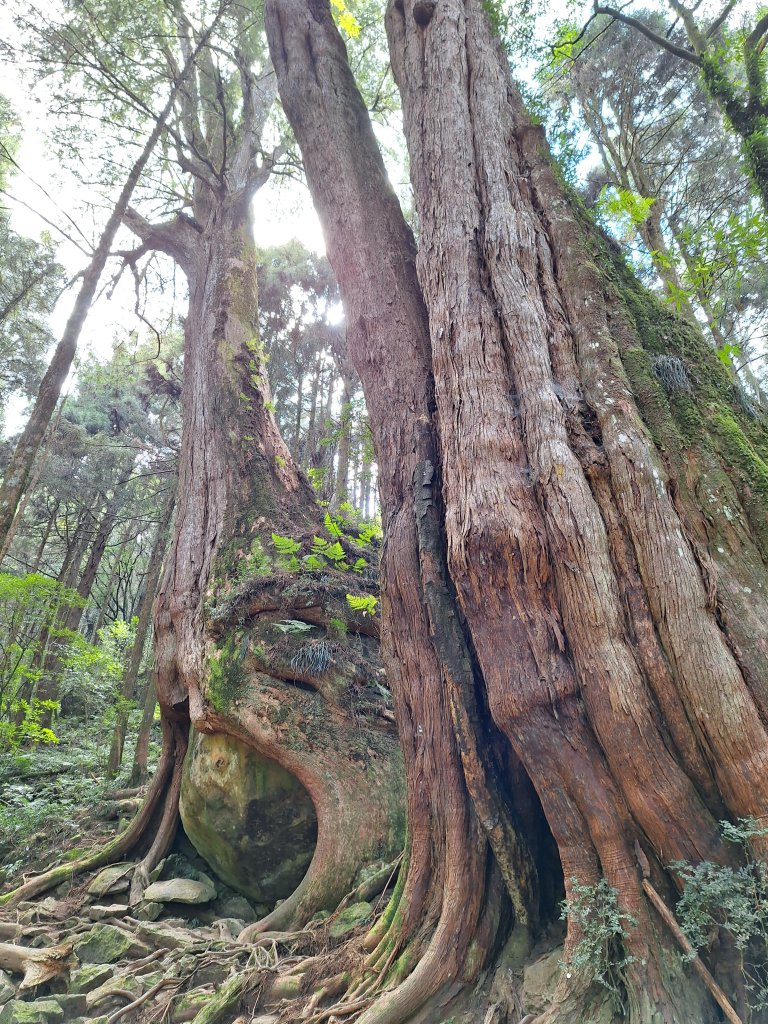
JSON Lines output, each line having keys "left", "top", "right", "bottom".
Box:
{"left": 0, "top": 1000, "right": 64, "bottom": 1024}
{"left": 69, "top": 964, "right": 113, "bottom": 994}
{"left": 86, "top": 866, "right": 131, "bottom": 898}
{"left": 180, "top": 732, "right": 317, "bottom": 905}
{"left": 74, "top": 925, "right": 148, "bottom": 964}
{"left": 142, "top": 877, "right": 216, "bottom": 905}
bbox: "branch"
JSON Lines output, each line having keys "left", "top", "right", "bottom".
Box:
{"left": 746, "top": 11, "right": 768, "bottom": 53}
{"left": 594, "top": 4, "right": 703, "bottom": 64}
{"left": 122, "top": 207, "right": 198, "bottom": 273}
{"left": 706, "top": 0, "right": 737, "bottom": 37}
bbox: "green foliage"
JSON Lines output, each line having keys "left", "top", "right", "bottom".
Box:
{"left": 560, "top": 878, "right": 637, "bottom": 1008}
{"left": 324, "top": 511, "right": 344, "bottom": 537}
{"left": 596, "top": 186, "right": 655, "bottom": 235}
{"left": 328, "top": 617, "right": 348, "bottom": 638}
{"left": 59, "top": 618, "right": 136, "bottom": 721}
{"left": 716, "top": 342, "right": 742, "bottom": 368}
{"left": 346, "top": 593, "right": 378, "bottom": 616}
{"left": 208, "top": 633, "right": 248, "bottom": 713}
{"left": 0, "top": 573, "right": 82, "bottom": 742}
{"left": 672, "top": 819, "right": 768, "bottom": 1012}
{"left": 0, "top": 699, "right": 59, "bottom": 751}
{"left": 271, "top": 531, "right": 302, "bottom": 572}
{"left": 274, "top": 619, "right": 314, "bottom": 635}
{"left": 330, "top": 0, "right": 361, "bottom": 38}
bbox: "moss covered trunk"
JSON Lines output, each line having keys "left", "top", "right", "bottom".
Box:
{"left": 267, "top": 2, "right": 768, "bottom": 1022}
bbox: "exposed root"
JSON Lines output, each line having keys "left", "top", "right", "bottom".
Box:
{"left": 0, "top": 722, "right": 177, "bottom": 908}
{"left": 0, "top": 940, "right": 74, "bottom": 989}
{"left": 105, "top": 979, "right": 178, "bottom": 1024}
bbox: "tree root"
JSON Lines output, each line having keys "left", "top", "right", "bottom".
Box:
{"left": 105, "top": 979, "right": 178, "bottom": 1024}
{"left": 0, "top": 728, "right": 175, "bottom": 908}
{"left": 0, "top": 940, "right": 74, "bottom": 990}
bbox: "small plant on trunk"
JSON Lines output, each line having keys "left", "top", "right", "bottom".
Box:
{"left": 560, "top": 877, "right": 637, "bottom": 1010}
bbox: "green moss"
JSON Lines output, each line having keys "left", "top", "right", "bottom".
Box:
{"left": 711, "top": 410, "right": 768, "bottom": 505}
{"left": 208, "top": 633, "right": 248, "bottom": 713}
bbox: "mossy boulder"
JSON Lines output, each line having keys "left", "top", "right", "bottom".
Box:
{"left": 69, "top": 964, "right": 113, "bottom": 994}
{"left": 74, "top": 925, "right": 148, "bottom": 964}
{"left": 179, "top": 731, "right": 317, "bottom": 905}
{"left": 0, "top": 1000, "right": 64, "bottom": 1024}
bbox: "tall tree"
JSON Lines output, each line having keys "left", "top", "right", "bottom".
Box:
{"left": 1, "top": 0, "right": 405, "bottom": 921}
{"left": 0, "top": 3, "right": 225, "bottom": 552}
{"left": 267, "top": 3, "right": 768, "bottom": 1022}
{"left": 589, "top": 0, "right": 768, "bottom": 210}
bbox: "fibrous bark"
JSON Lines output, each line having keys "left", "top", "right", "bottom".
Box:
{"left": 267, "top": 2, "right": 768, "bottom": 1022}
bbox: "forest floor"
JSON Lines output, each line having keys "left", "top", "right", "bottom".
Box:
{"left": 0, "top": 731, "right": 564, "bottom": 1024}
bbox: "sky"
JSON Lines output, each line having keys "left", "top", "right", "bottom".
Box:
{"left": 0, "top": 7, "right": 330, "bottom": 436}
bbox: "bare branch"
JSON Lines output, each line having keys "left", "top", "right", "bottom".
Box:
{"left": 594, "top": 4, "right": 703, "bottom": 64}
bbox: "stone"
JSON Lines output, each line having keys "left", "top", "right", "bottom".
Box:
{"left": 148, "top": 859, "right": 166, "bottom": 883}
{"left": 69, "top": 964, "right": 114, "bottom": 994}
{"left": 47, "top": 995, "right": 87, "bottom": 1017}
{"left": 142, "top": 877, "right": 216, "bottom": 905}
{"left": 134, "top": 901, "right": 163, "bottom": 922}
{"left": 86, "top": 866, "right": 132, "bottom": 898}
{"left": 211, "top": 894, "right": 257, "bottom": 923}
{"left": 188, "top": 962, "right": 230, "bottom": 987}
{"left": 74, "top": 925, "right": 149, "bottom": 964}
{"left": 328, "top": 902, "right": 373, "bottom": 939}
{"left": 85, "top": 976, "right": 141, "bottom": 1010}
{"left": 135, "top": 923, "right": 195, "bottom": 950}
{"left": 0, "top": 972, "right": 14, "bottom": 1007}
{"left": 0, "top": 999, "right": 64, "bottom": 1024}
{"left": 522, "top": 947, "right": 562, "bottom": 1017}
{"left": 180, "top": 732, "right": 317, "bottom": 905}
{"left": 86, "top": 905, "right": 128, "bottom": 921}
{"left": 212, "top": 918, "right": 244, "bottom": 940}
{"left": 170, "top": 988, "right": 211, "bottom": 1022}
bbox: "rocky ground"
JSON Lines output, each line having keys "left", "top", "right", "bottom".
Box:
{"left": 0, "top": 792, "right": 398, "bottom": 1024}
{"left": 0, "top": 776, "right": 565, "bottom": 1024}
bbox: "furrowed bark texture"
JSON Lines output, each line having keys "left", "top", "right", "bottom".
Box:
{"left": 139, "top": 178, "right": 403, "bottom": 920}
{"left": 268, "top": 1, "right": 768, "bottom": 1022}
{"left": 267, "top": 6, "right": 544, "bottom": 1020}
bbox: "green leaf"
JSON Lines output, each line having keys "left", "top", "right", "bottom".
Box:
{"left": 271, "top": 532, "right": 301, "bottom": 555}
{"left": 346, "top": 593, "right": 378, "bottom": 616}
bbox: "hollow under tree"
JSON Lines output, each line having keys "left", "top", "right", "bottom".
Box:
{"left": 266, "top": 1, "right": 768, "bottom": 1022}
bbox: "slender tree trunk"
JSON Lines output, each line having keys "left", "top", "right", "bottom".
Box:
{"left": 0, "top": 14, "right": 226, "bottom": 552}
{"left": 130, "top": 678, "right": 157, "bottom": 787}
{"left": 37, "top": 460, "right": 134, "bottom": 714}
{"left": 106, "top": 487, "right": 175, "bottom": 779}
{"left": 269, "top": 4, "right": 768, "bottom": 1022}
{"left": 335, "top": 377, "right": 352, "bottom": 504}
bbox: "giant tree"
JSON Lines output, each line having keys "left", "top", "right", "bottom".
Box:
{"left": 267, "top": 2, "right": 768, "bottom": 1022}
{"left": 1, "top": 0, "right": 404, "bottom": 926}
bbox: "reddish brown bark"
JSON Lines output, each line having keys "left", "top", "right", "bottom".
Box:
{"left": 267, "top": 3, "right": 768, "bottom": 1022}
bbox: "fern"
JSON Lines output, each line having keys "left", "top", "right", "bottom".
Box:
{"left": 346, "top": 593, "right": 378, "bottom": 616}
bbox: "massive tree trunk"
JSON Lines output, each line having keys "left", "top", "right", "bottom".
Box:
{"left": 124, "top": 177, "right": 404, "bottom": 917}
{"left": 267, "top": 3, "right": 768, "bottom": 1022}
